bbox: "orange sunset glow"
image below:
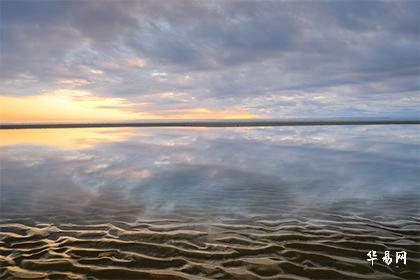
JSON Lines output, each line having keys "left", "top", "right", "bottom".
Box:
{"left": 0, "top": 90, "right": 137, "bottom": 122}
{"left": 0, "top": 90, "right": 259, "bottom": 123}
{"left": 0, "top": 128, "right": 135, "bottom": 148}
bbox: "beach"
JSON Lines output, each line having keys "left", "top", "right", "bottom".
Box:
{"left": 1, "top": 126, "right": 419, "bottom": 279}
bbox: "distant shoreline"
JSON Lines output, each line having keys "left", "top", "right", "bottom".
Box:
{"left": 1, "top": 119, "right": 419, "bottom": 129}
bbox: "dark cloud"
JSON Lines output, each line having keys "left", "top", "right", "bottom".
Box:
{"left": 0, "top": 0, "right": 418, "bottom": 117}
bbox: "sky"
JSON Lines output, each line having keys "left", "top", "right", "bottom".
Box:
{"left": 0, "top": 0, "right": 419, "bottom": 122}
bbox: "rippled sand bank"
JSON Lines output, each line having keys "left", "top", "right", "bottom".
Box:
{"left": 1, "top": 212, "right": 419, "bottom": 280}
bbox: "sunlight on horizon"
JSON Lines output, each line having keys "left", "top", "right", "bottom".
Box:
{"left": 0, "top": 90, "right": 259, "bottom": 123}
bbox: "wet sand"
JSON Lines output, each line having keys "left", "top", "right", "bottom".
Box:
{"left": 1, "top": 209, "right": 419, "bottom": 280}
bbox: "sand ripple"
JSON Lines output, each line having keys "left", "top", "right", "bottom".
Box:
{"left": 1, "top": 214, "right": 419, "bottom": 279}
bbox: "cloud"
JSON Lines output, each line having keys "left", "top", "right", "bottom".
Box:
{"left": 125, "top": 57, "right": 146, "bottom": 67}
{"left": 0, "top": 0, "right": 418, "bottom": 119}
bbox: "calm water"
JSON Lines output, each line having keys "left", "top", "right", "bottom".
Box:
{"left": 1, "top": 126, "right": 419, "bottom": 279}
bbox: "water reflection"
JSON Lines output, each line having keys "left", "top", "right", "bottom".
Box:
{"left": 0, "top": 128, "right": 135, "bottom": 148}
{"left": 1, "top": 126, "right": 418, "bottom": 220}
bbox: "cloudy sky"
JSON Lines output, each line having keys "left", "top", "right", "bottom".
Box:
{"left": 0, "top": 0, "right": 419, "bottom": 122}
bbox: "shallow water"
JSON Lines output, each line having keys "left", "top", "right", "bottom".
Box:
{"left": 1, "top": 126, "right": 419, "bottom": 279}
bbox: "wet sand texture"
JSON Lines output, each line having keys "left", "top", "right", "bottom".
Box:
{"left": 1, "top": 213, "right": 419, "bottom": 280}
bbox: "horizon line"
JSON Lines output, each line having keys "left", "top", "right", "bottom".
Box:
{"left": 1, "top": 118, "right": 419, "bottom": 129}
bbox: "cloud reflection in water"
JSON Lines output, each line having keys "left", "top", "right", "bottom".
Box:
{"left": 1, "top": 126, "right": 418, "bottom": 221}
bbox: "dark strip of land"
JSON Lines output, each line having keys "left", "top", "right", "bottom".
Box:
{"left": 1, "top": 119, "right": 419, "bottom": 129}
